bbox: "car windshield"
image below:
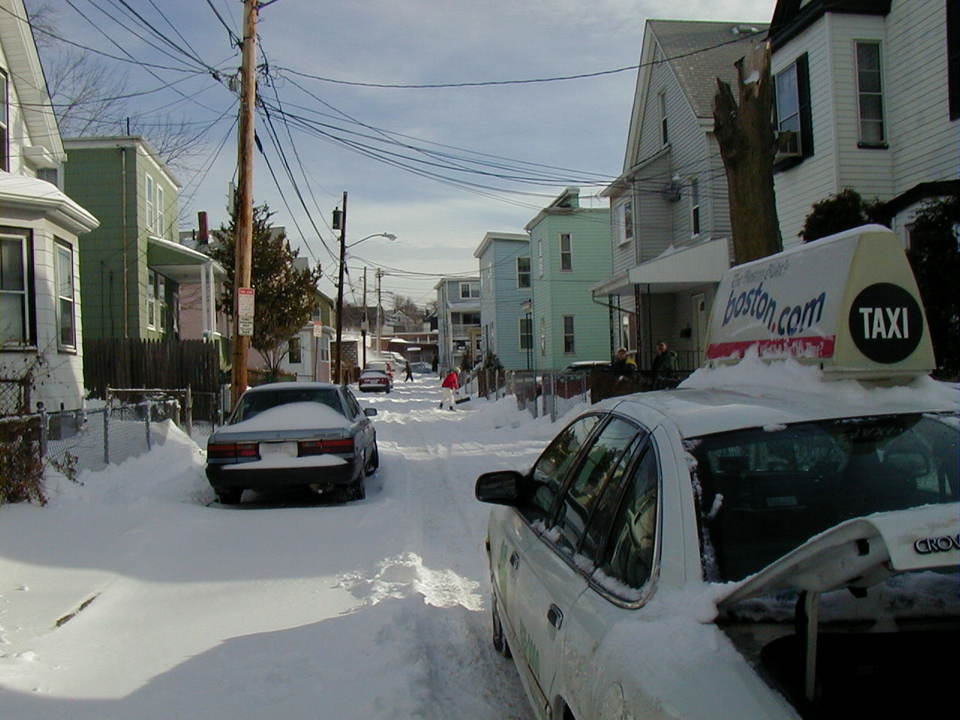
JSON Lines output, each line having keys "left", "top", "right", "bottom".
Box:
{"left": 688, "top": 412, "right": 960, "bottom": 582}
{"left": 232, "top": 388, "right": 343, "bottom": 423}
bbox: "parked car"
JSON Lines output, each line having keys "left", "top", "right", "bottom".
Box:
{"left": 476, "top": 383, "right": 959, "bottom": 720}
{"left": 475, "top": 226, "right": 960, "bottom": 720}
{"left": 359, "top": 363, "right": 393, "bottom": 393}
{"left": 206, "top": 382, "right": 378, "bottom": 504}
{"left": 562, "top": 360, "right": 610, "bottom": 373}
{"left": 410, "top": 361, "right": 433, "bottom": 374}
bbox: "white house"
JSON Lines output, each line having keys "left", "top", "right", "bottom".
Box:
{"left": 0, "top": 0, "right": 98, "bottom": 414}
{"left": 596, "top": 19, "right": 767, "bottom": 371}
{"left": 769, "top": 0, "right": 959, "bottom": 245}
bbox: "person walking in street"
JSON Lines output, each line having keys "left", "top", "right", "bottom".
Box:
{"left": 651, "top": 341, "right": 676, "bottom": 389}
{"left": 440, "top": 369, "right": 460, "bottom": 410}
{"left": 404, "top": 360, "right": 414, "bottom": 382}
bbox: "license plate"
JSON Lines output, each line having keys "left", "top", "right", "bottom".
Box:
{"left": 260, "top": 441, "right": 298, "bottom": 457}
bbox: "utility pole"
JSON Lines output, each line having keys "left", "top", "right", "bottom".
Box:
{"left": 376, "top": 269, "right": 384, "bottom": 356}
{"left": 361, "top": 267, "right": 368, "bottom": 368}
{"left": 333, "top": 192, "right": 347, "bottom": 384}
{"left": 231, "top": 0, "right": 258, "bottom": 406}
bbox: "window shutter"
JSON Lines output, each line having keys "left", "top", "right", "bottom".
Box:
{"left": 796, "top": 53, "right": 814, "bottom": 158}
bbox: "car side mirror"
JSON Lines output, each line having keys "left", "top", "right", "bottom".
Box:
{"left": 475, "top": 470, "right": 523, "bottom": 505}
{"left": 364, "top": 408, "right": 378, "bottom": 416}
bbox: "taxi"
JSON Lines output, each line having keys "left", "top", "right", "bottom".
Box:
{"left": 476, "top": 226, "right": 960, "bottom": 720}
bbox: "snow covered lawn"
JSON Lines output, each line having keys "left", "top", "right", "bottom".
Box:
{"left": 0, "top": 377, "right": 578, "bottom": 719}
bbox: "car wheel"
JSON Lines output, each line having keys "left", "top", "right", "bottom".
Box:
{"left": 491, "top": 595, "right": 511, "bottom": 658}
{"left": 342, "top": 466, "right": 366, "bottom": 502}
{"left": 216, "top": 488, "right": 242, "bottom": 505}
{"left": 366, "top": 443, "right": 380, "bottom": 475}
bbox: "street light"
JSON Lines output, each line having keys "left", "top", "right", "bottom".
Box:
{"left": 332, "top": 198, "right": 396, "bottom": 385}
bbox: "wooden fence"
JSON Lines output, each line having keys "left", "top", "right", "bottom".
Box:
{"left": 84, "top": 338, "right": 221, "bottom": 399}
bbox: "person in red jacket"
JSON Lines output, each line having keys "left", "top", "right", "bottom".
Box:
{"left": 440, "top": 370, "right": 460, "bottom": 410}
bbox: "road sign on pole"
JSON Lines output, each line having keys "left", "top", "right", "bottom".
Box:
{"left": 238, "top": 287, "right": 255, "bottom": 336}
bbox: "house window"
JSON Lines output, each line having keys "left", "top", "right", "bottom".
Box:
{"left": 560, "top": 233, "right": 572, "bottom": 271}
{"left": 659, "top": 91, "right": 668, "bottom": 146}
{"left": 563, "top": 315, "right": 575, "bottom": 353}
{"left": 539, "top": 317, "right": 546, "bottom": 355}
{"left": 0, "top": 70, "right": 8, "bottom": 172}
{"left": 690, "top": 177, "right": 701, "bottom": 236}
{"left": 147, "top": 270, "right": 157, "bottom": 329}
{"left": 855, "top": 41, "right": 885, "bottom": 145}
{"left": 517, "top": 256, "right": 531, "bottom": 288}
{"left": 288, "top": 336, "right": 302, "bottom": 364}
{"left": 616, "top": 200, "right": 633, "bottom": 245}
{"left": 145, "top": 175, "right": 156, "bottom": 233}
{"left": 55, "top": 240, "right": 76, "bottom": 349}
{"left": 319, "top": 336, "right": 330, "bottom": 362}
{"left": 947, "top": 0, "right": 959, "bottom": 120}
{"left": 774, "top": 54, "right": 813, "bottom": 162}
{"left": 537, "top": 238, "right": 544, "bottom": 277}
{"left": 519, "top": 317, "right": 532, "bottom": 350}
{"left": 459, "top": 281, "right": 479, "bottom": 299}
{"left": 0, "top": 229, "right": 33, "bottom": 346}
{"left": 156, "top": 185, "right": 166, "bottom": 236}
{"left": 157, "top": 274, "right": 167, "bottom": 332}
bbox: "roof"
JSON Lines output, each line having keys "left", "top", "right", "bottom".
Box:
{"left": 601, "top": 379, "right": 958, "bottom": 439}
{"left": 244, "top": 382, "right": 339, "bottom": 393}
{"left": 473, "top": 231, "right": 528, "bottom": 259}
{"left": 649, "top": 20, "right": 769, "bottom": 119}
{"left": 0, "top": 174, "right": 99, "bottom": 233}
{"left": 63, "top": 136, "right": 182, "bottom": 189}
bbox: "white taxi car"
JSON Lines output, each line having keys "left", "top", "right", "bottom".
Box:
{"left": 476, "top": 226, "right": 960, "bottom": 720}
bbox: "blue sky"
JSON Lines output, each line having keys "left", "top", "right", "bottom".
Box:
{"left": 29, "top": 0, "right": 776, "bottom": 307}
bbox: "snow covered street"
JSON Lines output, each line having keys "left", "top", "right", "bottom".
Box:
{"left": 0, "top": 377, "right": 578, "bottom": 719}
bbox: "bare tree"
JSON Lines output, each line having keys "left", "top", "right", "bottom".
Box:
{"left": 713, "top": 42, "right": 782, "bottom": 264}
{"left": 25, "top": 1, "right": 210, "bottom": 172}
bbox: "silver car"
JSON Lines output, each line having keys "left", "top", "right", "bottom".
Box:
{"left": 206, "top": 382, "right": 378, "bottom": 504}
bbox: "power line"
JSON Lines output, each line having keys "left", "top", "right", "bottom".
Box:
{"left": 274, "top": 29, "right": 766, "bottom": 90}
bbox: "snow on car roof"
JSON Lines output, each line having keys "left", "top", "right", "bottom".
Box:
{"left": 244, "top": 381, "right": 339, "bottom": 393}
{"left": 227, "top": 401, "right": 349, "bottom": 432}
{"left": 604, "top": 354, "right": 958, "bottom": 439}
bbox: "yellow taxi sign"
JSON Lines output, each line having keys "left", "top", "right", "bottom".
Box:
{"left": 705, "top": 225, "right": 934, "bottom": 380}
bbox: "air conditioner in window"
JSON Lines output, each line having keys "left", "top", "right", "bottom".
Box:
{"left": 775, "top": 130, "right": 801, "bottom": 159}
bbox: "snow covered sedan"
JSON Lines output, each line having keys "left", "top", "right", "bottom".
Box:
{"left": 476, "top": 381, "right": 959, "bottom": 720}
{"left": 205, "top": 382, "right": 379, "bottom": 504}
{"left": 358, "top": 367, "right": 392, "bottom": 393}
{"left": 475, "top": 227, "right": 960, "bottom": 720}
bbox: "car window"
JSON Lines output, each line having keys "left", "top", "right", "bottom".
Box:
{"left": 522, "top": 414, "right": 602, "bottom": 522}
{"left": 595, "top": 443, "right": 659, "bottom": 596}
{"left": 343, "top": 390, "right": 362, "bottom": 418}
{"left": 233, "top": 388, "right": 343, "bottom": 422}
{"left": 554, "top": 418, "right": 641, "bottom": 559}
{"left": 688, "top": 412, "right": 960, "bottom": 582}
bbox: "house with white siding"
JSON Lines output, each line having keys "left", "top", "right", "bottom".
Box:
{"left": 770, "top": 0, "right": 959, "bottom": 246}
{"left": 0, "top": 0, "right": 99, "bottom": 414}
{"left": 526, "top": 188, "right": 611, "bottom": 371}
{"left": 474, "top": 231, "right": 532, "bottom": 370}
{"left": 595, "top": 19, "right": 767, "bottom": 371}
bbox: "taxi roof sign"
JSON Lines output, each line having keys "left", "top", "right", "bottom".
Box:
{"left": 704, "top": 225, "right": 934, "bottom": 380}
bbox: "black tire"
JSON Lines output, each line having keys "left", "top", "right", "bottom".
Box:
{"left": 216, "top": 488, "right": 242, "bottom": 505}
{"left": 342, "top": 466, "right": 366, "bottom": 502}
{"left": 366, "top": 443, "right": 380, "bottom": 475}
{"left": 491, "top": 595, "right": 511, "bottom": 658}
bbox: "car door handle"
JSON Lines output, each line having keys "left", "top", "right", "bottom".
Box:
{"left": 547, "top": 604, "right": 563, "bottom": 630}
{"left": 509, "top": 551, "right": 519, "bottom": 569}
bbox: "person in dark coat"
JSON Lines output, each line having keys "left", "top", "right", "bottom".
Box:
{"left": 404, "top": 360, "right": 414, "bottom": 382}
{"left": 651, "top": 341, "right": 676, "bottom": 388}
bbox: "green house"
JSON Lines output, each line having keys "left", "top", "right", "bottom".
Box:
{"left": 525, "top": 188, "right": 612, "bottom": 370}
{"left": 62, "top": 137, "right": 219, "bottom": 341}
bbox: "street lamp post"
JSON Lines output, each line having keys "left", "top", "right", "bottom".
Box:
{"left": 330, "top": 200, "right": 395, "bottom": 384}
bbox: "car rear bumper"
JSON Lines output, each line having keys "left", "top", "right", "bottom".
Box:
{"left": 206, "top": 460, "right": 359, "bottom": 491}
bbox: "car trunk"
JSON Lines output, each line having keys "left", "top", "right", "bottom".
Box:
{"left": 716, "top": 505, "right": 960, "bottom": 718}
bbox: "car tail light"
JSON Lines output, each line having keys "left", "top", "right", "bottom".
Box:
{"left": 207, "top": 442, "right": 259, "bottom": 460}
{"left": 298, "top": 437, "right": 355, "bottom": 455}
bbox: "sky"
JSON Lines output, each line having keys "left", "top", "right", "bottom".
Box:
{"left": 26, "top": 0, "right": 777, "bottom": 308}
